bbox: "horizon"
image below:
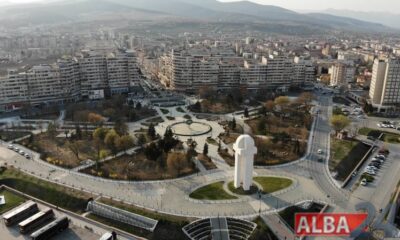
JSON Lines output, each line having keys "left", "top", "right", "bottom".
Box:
{"left": 5, "top": 0, "right": 400, "bottom": 14}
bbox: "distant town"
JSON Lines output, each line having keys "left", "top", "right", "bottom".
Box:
{"left": 0, "top": 0, "right": 400, "bottom": 240}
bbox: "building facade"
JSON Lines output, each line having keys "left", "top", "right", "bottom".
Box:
{"left": 158, "top": 49, "right": 315, "bottom": 92}
{"left": 0, "top": 50, "right": 140, "bottom": 111}
{"left": 329, "top": 62, "right": 355, "bottom": 87}
{"left": 369, "top": 58, "right": 400, "bottom": 112}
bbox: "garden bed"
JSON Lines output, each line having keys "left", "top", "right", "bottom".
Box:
{"left": 19, "top": 132, "right": 98, "bottom": 168}
{"left": 197, "top": 154, "right": 217, "bottom": 170}
{"left": 81, "top": 151, "right": 197, "bottom": 181}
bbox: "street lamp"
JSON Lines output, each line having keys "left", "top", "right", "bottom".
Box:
{"left": 258, "top": 189, "right": 262, "bottom": 215}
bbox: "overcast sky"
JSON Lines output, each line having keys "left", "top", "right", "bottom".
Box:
{"left": 6, "top": 0, "right": 400, "bottom": 13}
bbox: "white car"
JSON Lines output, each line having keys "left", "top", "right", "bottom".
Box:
{"left": 377, "top": 123, "right": 382, "bottom": 128}
{"left": 19, "top": 150, "right": 25, "bottom": 155}
{"left": 8, "top": 144, "right": 14, "bottom": 149}
{"left": 360, "top": 179, "right": 368, "bottom": 186}
{"left": 317, "top": 149, "right": 323, "bottom": 154}
{"left": 365, "top": 170, "right": 376, "bottom": 175}
{"left": 376, "top": 155, "right": 386, "bottom": 160}
{"left": 365, "top": 166, "right": 378, "bottom": 171}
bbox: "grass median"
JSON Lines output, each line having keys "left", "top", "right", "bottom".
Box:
{"left": 189, "top": 181, "right": 237, "bottom": 200}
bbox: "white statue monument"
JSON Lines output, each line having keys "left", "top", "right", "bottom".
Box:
{"left": 233, "top": 134, "right": 257, "bottom": 191}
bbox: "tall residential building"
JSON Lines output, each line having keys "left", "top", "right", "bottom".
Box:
{"left": 240, "top": 60, "right": 268, "bottom": 89}
{"left": 264, "top": 55, "right": 293, "bottom": 89}
{"left": 158, "top": 49, "right": 316, "bottom": 92}
{"left": 218, "top": 58, "right": 242, "bottom": 89}
{"left": 0, "top": 70, "right": 29, "bottom": 110}
{"left": 107, "top": 50, "right": 140, "bottom": 95}
{"left": 79, "top": 50, "right": 108, "bottom": 97}
{"left": 329, "top": 62, "right": 355, "bottom": 87}
{"left": 293, "top": 57, "right": 316, "bottom": 85}
{"left": 0, "top": 50, "right": 140, "bottom": 110}
{"left": 369, "top": 58, "right": 400, "bottom": 112}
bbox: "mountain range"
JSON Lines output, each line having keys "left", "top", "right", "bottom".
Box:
{"left": 0, "top": 0, "right": 394, "bottom": 34}
{"left": 317, "top": 9, "right": 400, "bottom": 30}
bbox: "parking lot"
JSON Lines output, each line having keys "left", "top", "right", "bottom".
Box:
{"left": 351, "top": 145, "right": 400, "bottom": 209}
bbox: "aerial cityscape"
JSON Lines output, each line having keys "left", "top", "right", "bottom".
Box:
{"left": 0, "top": 0, "right": 400, "bottom": 239}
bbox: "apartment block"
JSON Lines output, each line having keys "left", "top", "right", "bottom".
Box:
{"left": 329, "top": 62, "right": 355, "bottom": 87}
{"left": 158, "top": 49, "right": 315, "bottom": 92}
{"left": 0, "top": 50, "right": 140, "bottom": 110}
{"left": 369, "top": 58, "right": 400, "bottom": 112}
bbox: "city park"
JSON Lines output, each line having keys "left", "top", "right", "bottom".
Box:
{"left": 0, "top": 90, "right": 382, "bottom": 239}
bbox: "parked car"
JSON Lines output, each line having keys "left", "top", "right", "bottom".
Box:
{"left": 365, "top": 170, "right": 376, "bottom": 176}
{"left": 376, "top": 155, "right": 386, "bottom": 159}
{"left": 360, "top": 179, "right": 368, "bottom": 186}
{"left": 318, "top": 149, "right": 323, "bottom": 154}
{"left": 372, "top": 160, "right": 383, "bottom": 165}
{"left": 7, "top": 144, "right": 14, "bottom": 149}
{"left": 369, "top": 163, "right": 381, "bottom": 168}
{"left": 365, "top": 166, "right": 378, "bottom": 171}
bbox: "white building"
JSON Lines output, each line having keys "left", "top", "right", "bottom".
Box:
{"left": 329, "top": 62, "right": 355, "bottom": 87}
{"left": 369, "top": 58, "right": 400, "bottom": 112}
{"left": 0, "top": 50, "right": 140, "bottom": 110}
{"left": 158, "top": 49, "right": 315, "bottom": 92}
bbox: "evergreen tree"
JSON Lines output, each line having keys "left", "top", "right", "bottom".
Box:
{"left": 203, "top": 143, "right": 209, "bottom": 156}
{"left": 75, "top": 125, "right": 82, "bottom": 140}
{"left": 244, "top": 108, "right": 249, "bottom": 118}
{"left": 147, "top": 123, "right": 156, "bottom": 140}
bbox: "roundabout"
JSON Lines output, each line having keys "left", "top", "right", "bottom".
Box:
{"left": 169, "top": 120, "right": 212, "bottom": 137}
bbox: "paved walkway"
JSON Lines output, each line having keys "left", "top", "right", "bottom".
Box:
{"left": 2, "top": 96, "right": 400, "bottom": 238}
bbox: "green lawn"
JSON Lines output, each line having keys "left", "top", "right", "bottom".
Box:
{"left": 0, "top": 189, "right": 26, "bottom": 214}
{"left": 358, "top": 128, "right": 380, "bottom": 137}
{"left": 253, "top": 177, "right": 293, "bottom": 194}
{"left": 358, "top": 128, "right": 400, "bottom": 144}
{"left": 0, "top": 167, "right": 89, "bottom": 213}
{"left": 176, "top": 107, "right": 185, "bottom": 113}
{"left": 227, "top": 182, "right": 258, "bottom": 195}
{"left": 330, "top": 138, "right": 371, "bottom": 181}
{"left": 206, "top": 137, "right": 218, "bottom": 146}
{"left": 331, "top": 138, "right": 358, "bottom": 164}
{"left": 160, "top": 109, "right": 169, "bottom": 115}
{"left": 383, "top": 133, "right": 400, "bottom": 144}
{"left": 189, "top": 182, "right": 237, "bottom": 200}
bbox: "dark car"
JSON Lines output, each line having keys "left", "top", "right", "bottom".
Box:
{"left": 369, "top": 163, "right": 381, "bottom": 168}
{"left": 372, "top": 160, "right": 383, "bottom": 165}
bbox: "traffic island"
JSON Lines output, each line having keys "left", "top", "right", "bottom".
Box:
{"left": 189, "top": 182, "right": 237, "bottom": 200}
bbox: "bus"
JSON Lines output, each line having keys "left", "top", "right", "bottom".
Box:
{"left": 30, "top": 217, "right": 69, "bottom": 240}
{"left": 19, "top": 208, "right": 55, "bottom": 234}
{"left": 3, "top": 201, "right": 39, "bottom": 226}
{"left": 99, "top": 232, "right": 117, "bottom": 240}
